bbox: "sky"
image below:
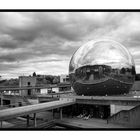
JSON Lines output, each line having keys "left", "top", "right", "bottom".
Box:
{"left": 0, "top": 12, "right": 140, "bottom": 79}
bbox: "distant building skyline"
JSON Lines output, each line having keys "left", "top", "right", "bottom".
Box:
{"left": 0, "top": 12, "right": 140, "bottom": 79}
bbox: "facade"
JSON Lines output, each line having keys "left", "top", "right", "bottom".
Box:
{"left": 19, "top": 76, "right": 38, "bottom": 96}
{"left": 40, "top": 88, "right": 48, "bottom": 94}
{"left": 60, "top": 74, "right": 69, "bottom": 83}
{"left": 40, "top": 87, "right": 59, "bottom": 94}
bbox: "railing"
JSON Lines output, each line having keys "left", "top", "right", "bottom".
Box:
{"left": 0, "top": 84, "right": 71, "bottom": 91}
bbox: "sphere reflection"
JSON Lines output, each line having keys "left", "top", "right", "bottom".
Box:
{"left": 69, "top": 39, "right": 136, "bottom": 96}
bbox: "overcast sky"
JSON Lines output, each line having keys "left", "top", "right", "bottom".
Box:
{"left": 0, "top": 12, "right": 140, "bottom": 79}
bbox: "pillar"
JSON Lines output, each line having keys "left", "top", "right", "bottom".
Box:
{"left": 1, "top": 92, "right": 3, "bottom": 107}
{"left": 60, "top": 108, "right": 63, "bottom": 120}
{"left": 33, "top": 113, "right": 37, "bottom": 128}
{"left": 0, "top": 121, "right": 2, "bottom": 128}
{"left": 52, "top": 109, "right": 54, "bottom": 120}
{"left": 27, "top": 115, "right": 30, "bottom": 127}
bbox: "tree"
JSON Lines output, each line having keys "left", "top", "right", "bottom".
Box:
{"left": 45, "top": 75, "right": 54, "bottom": 84}
{"left": 33, "top": 72, "right": 36, "bottom": 77}
{"left": 121, "top": 68, "right": 125, "bottom": 74}
{"left": 53, "top": 77, "right": 59, "bottom": 84}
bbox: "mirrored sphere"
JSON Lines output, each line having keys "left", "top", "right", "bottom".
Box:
{"left": 69, "top": 39, "right": 136, "bottom": 96}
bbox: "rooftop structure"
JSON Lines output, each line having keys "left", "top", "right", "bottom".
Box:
{"left": 19, "top": 76, "right": 37, "bottom": 96}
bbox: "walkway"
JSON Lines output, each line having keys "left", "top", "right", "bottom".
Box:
{"left": 56, "top": 117, "right": 128, "bottom": 129}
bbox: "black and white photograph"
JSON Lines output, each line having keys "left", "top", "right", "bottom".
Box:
{"left": 0, "top": 11, "right": 140, "bottom": 130}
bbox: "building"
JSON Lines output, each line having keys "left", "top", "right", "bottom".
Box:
{"left": 19, "top": 76, "right": 38, "bottom": 96}
{"left": 60, "top": 74, "right": 69, "bottom": 83}
{"left": 40, "top": 87, "right": 59, "bottom": 94}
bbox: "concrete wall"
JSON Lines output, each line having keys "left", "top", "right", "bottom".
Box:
{"left": 19, "top": 76, "right": 37, "bottom": 96}
{"left": 28, "top": 99, "right": 38, "bottom": 104}
{"left": 38, "top": 97, "right": 58, "bottom": 103}
{"left": 131, "top": 81, "right": 140, "bottom": 91}
{"left": 19, "top": 76, "right": 36, "bottom": 87}
{"left": 0, "top": 96, "right": 28, "bottom": 108}
{"left": 110, "top": 104, "right": 134, "bottom": 116}
{"left": 108, "top": 105, "right": 140, "bottom": 127}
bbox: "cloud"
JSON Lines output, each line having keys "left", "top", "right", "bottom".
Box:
{"left": 0, "top": 12, "right": 140, "bottom": 78}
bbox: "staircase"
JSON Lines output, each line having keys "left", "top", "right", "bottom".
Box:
{"left": 107, "top": 105, "right": 140, "bottom": 127}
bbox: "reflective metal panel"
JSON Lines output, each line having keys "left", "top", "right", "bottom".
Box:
{"left": 69, "top": 39, "right": 136, "bottom": 96}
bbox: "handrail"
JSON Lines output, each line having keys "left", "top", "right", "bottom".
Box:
{"left": 0, "top": 100, "right": 75, "bottom": 121}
